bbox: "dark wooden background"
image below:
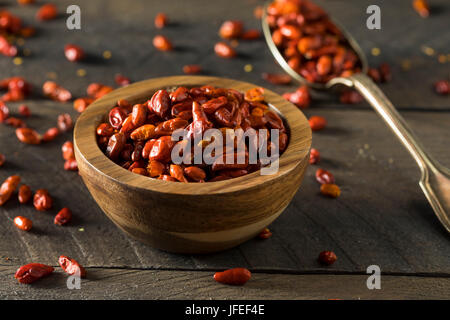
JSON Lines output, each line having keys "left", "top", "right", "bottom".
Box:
{"left": 0, "top": 0, "right": 449, "bottom": 299}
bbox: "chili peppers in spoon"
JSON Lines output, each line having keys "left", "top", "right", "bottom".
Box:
{"left": 262, "top": 0, "right": 450, "bottom": 233}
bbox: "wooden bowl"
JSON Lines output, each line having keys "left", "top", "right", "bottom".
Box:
{"left": 74, "top": 76, "right": 311, "bottom": 254}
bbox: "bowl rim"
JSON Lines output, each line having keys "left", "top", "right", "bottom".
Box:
{"left": 74, "top": 75, "right": 311, "bottom": 195}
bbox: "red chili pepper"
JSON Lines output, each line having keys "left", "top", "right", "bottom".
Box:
{"left": 15, "top": 263, "right": 54, "bottom": 284}
{"left": 58, "top": 255, "right": 86, "bottom": 277}
{"left": 214, "top": 268, "right": 251, "bottom": 286}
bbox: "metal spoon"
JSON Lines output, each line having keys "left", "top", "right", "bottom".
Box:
{"left": 262, "top": 4, "right": 450, "bottom": 233}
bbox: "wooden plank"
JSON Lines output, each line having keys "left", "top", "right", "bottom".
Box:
{"left": 1, "top": 266, "right": 449, "bottom": 299}
{"left": 1, "top": 109, "right": 449, "bottom": 274}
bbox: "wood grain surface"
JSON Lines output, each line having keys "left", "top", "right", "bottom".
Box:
{"left": 0, "top": 0, "right": 449, "bottom": 298}
{"left": 1, "top": 266, "right": 449, "bottom": 299}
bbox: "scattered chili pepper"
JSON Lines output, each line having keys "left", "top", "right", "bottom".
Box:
{"left": 318, "top": 250, "right": 337, "bottom": 265}
{"left": 412, "top": 0, "right": 430, "bottom": 18}
{"left": 64, "top": 159, "right": 78, "bottom": 171}
{"left": 57, "top": 113, "right": 73, "bottom": 132}
{"left": 15, "top": 263, "right": 54, "bottom": 284}
{"left": 219, "top": 20, "right": 243, "bottom": 39}
{"left": 308, "top": 116, "right": 327, "bottom": 131}
{"left": 16, "top": 127, "right": 41, "bottom": 144}
{"left": 36, "top": 3, "right": 58, "bottom": 21}
{"left": 62, "top": 141, "right": 75, "bottom": 160}
{"left": 183, "top": 64, "right": 202, "bottom": 75}
{"left": 214, "top": 268, "right": 251, "bottom": 286}
{"left": 153, "top": 35, "right": 173, "bottom": 51}
{"left": 339, "top": 90, "right": 363, "bottom": 104}
{"left": 367, "top": 68, "right": 381, "bottom": 83}
{"left": 73, "top": 97, "right": 94, "bottom": 113}
{"left": 64, "top": 44, "right": 84, "bottom": 62}
{"left": 315, "top": 168, "right": 335, "bottom": 184}
{"left": 14, "top": 216, "right": 32, "bottom": 231}
{"left": 0, "top": 35, "right": 18, "bottom": 57}
{"left": 214, "top": 42, "right": 236, "bottom": 59}
{"left": 434, "top": 80, "right": 449, "bottom": 95}
{"left": 0, "top": 153, "right": 5, "bottom": 167}
{"left": 0, "top": 77, "right": 32, "bottom": 101}
{"left": 41, "top": 127, "right": 60, "bottom": 142}
{"left": 0, "top": 101, "right": 10, "bottom": 122}
{"left": 309, "top": 148, "right": 320, "bottom": 164}
{"left": 6, "top": 117, "right": 26, "bottom": 128}
{"left": 43, "top": 81, "right": 72, "bottom": 102}
{"left": 115, "top": 74, "right": 131, "bottom": 86}
{"left": 18, "top": 105, "right": 31, "bottom": 117}
{"left": 154, "top": 13, "right": 168, "bottom": 29}
{"left": 283, "top": 86, "right": 310, "bottom": 108}
{"left": 33, "top": 189, "right": 52, "bottom": 211}
{"left": 54, "top": 207, "right": 72, "bottom": 226}
{"left": 241, "top": 29, "right": 261, "bottom": 40}
{"left": 320, "top": 183, "right": 341, "bottom": 198}
{"left": 0, "top": 175, "right": 21, "bottom": 206}
{"left": 18, "top": 0, "right": 35, "bottom": 5}
{"left": 379, "top": 63, "right": 392, "bottom": 82}
{"left": 98, "top": 86, "right": 288, "bottom": 182}
{"left": 18, "top": 185, "right": 32, "bottom": 204}
{"left": 262, "top": 73, "right": 292, "bottom": 85}
{"left": 258, "top": 227, "right": 272, "bottom": 239}
{"left": 59, "top": 255, "right": 86, "bottom": 277}
{"left": 87, "top": 83, "right": 113, "bottom": 99}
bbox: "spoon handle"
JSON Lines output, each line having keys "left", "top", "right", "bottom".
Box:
{"left": 332, "top": 73, "right": 450, "bottom": 232}
{"left": 336, "top": 73, "right": 437, "bottom": 174}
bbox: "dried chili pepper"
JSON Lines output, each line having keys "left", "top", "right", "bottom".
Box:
{"left": 154, "top": 13, "right": 168, "bottom": 29}
{"left": 61, "top": 141, "right": 75, "bottom": 160}
{"left": 18, "top": 185, "right": 31, "bottom": 204}
{"left": 309, "top": 148, "right": 320, "bottom": 164}
{"left": 0, "top": 175, "right": 21, "bottom": 206}
{"left": 43, "top": 81, "right": 72, "bottom": 102}
{"left": 18, "top": 105, "right": 31, "bottom": 117}
{"left": 183, "top": 64, "right": 202, "bottom": 75}
{"left": 219, "top": 20, "right": 243, "bottom": 39}
{"left": 413, "top": 0, "right": 430, "bottom": 18}
{"left": 33, "top": 189, "right": 52, "bottom": 211}
{"left": 115, "top": 74, "right": 131, "bottom": 86}
{"left": 16, "top": 128, "right": 41, "bottom": 144}
{"left": 64, "top": 159, "right": 78, "bottom": 171}
{"left": 54, "top": 207, "right": 72, "bottom": 225}
{"left": 283, "top": 86, "right": 310, "bottom": 109}
{"left": 262, "top": 73, "right": 292, "bottom": 85}
{"left": 434, "top": 80, "right": 449, "bottom": 95}
{"left": 214, "top": 268, "right": 251, "bottom": 285}
{"left": 258, "top": 228, "right": 272, "bottom": 239}
{"left": 36, "top": 4, "right": 58, "bottom": 21}
{"left": 15, "top": 263, "right": 54, "bottom": 284}
{"left": 318, "top": 250, "right": 337, "bottom": 265}
{"left": 308, "top": 116, "right": 327, "bottom": 131}
{"left": 57, "top": 113, "right": 73, "bottom": 132}
{"left": 320, "top": 183, "right": 340, "bottom": 198}
{"left": 153, "top": 35, "right": 173, "bottom": 51}
{"left": 64, "top": 44, "right": 84, "bottom": 62}
{"left": 73, "top": 97, "right": 94, "bottom": 113}
{"left": 316, "top": 168, "right": 335, "bottom": 184}
{"left": 14, "top": 216, "right": 32, "bottom": 231}
{"left": 214, "top": 42, "right": 236, "bottom": 59}
{"left": 0, "top": 153, "right": 5, "bottom": 167}
{"left": 41, "top": 127, "right": 60, "bottom": 142}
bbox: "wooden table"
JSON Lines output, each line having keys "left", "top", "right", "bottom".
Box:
{"left": 0, "top": 0, "right": 449, "bottom": 299}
